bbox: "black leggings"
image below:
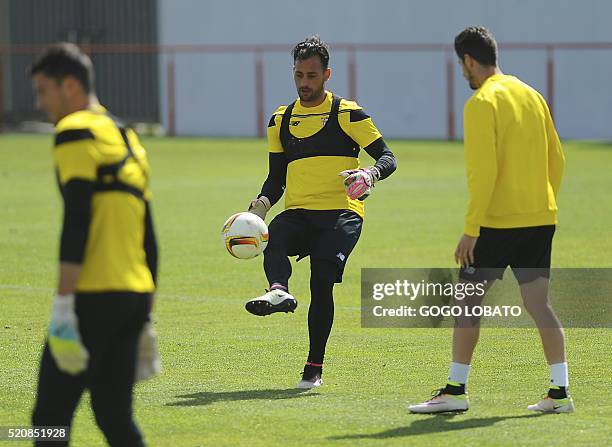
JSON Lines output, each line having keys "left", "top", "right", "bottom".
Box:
{"left": 263, "top": 210, "right": 362, "bottom": 366}
{"left": 32, "top": 293, "right": 150, "bottom": 447}
{"left": 307, "top": 260, "right": 337, "bottom": 365}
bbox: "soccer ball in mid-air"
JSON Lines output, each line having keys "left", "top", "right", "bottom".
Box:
{"left": 221, "top": 212, "right": 269, "bottom": 259}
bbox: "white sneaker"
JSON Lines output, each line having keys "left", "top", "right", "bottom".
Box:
{"left": 245, "top": 289, "right": 297, "bottom": 316}
{"left": 296, "top": 374, "right": 323, "bottom": 389}
{"left": 408, "top": 389, "right": 469, "bottom": 414}
{"left": 528, "top": 396, "right": 574, "bottom": 413}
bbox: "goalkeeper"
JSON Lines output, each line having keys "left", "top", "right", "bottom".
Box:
{"left": 29, "top": 43, "right": 159, "bottom": 446}
{"left": 246, "top": 36, "right": 397, "bottom": 389}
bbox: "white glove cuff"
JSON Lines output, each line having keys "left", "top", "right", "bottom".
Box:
{"left": 53, "top": 293, "right": 76, "bottom": 314}
{"left": 366, "top": 166, "right": 381, "bottom": 183}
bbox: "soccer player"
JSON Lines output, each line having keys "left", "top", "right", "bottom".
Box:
{"left": 408, "top": 27, "right": 572, "bottom": 414}
{"left": 246, "top": 36, "right": 397, "bottom": 389}
{"left": 29, "top": 43, "right": 159, "bottom": 445}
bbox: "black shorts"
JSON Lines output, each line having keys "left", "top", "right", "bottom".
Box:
{"left": 267, "top": 209, "right": 363, "bottom": 282}
{"left": 459, "top": 225, "right": 555, "bottom": 284}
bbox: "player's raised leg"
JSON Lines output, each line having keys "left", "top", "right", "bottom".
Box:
{"left": 245, "top": 210, "right": 305, "bottom": 316}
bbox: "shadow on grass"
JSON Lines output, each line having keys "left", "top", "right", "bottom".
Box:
{"left": 166, "top": 388, "right": 316, "bottom": 407}
{"left": 329, "top": 413, "right": 547, "bottom": 440}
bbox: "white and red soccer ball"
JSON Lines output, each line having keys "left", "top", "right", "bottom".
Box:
{"left": 221, "top": 212, "right": 269, "bottom": 259}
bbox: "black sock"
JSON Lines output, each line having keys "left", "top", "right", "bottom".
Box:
{"left": 548, "top": 386, "right": 568, "bottom": 399}
{"left": 444, "top": 383, "right": 466, "bottom": 395}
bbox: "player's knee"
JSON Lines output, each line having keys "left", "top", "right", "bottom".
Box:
{"left": 522, "top": 295, "right": 553, "bottom": 319}
{"left": 310, "top": 259, "right": 338, "bottom": 285}
{"left": 267, "top": 217, "right": 288, "bottom": 236}
{"left": 310, "top": 261, "right": 336, "bottom": 307}
{"left": 265, "top": 223, "right": 288, "bottom": 249}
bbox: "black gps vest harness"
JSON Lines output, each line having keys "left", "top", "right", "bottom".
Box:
{"left": 94, "top": 114, "right": 147, "bottom": 201}
{"left": 279, "top": 94, "right": 360, "bottom": 162}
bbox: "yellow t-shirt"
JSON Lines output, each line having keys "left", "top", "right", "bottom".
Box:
{"left": 267, "top": 91, "right": 382, "bottom": 218}
{"left": 463, "top": 74, "right": 565, "bottom": 236}
{"left": 54, "top": 105, "right": 155, "bottom": 293}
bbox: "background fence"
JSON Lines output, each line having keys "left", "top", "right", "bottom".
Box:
{"left": 2, "top": 42, "right": 611, "bottom": 139}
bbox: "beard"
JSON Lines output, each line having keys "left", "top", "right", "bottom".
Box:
{"left": 467, "top": 73, "right": 479, "bottom": 90}
{"left": 298, "top": 85, "right": 325, "bottom": 102}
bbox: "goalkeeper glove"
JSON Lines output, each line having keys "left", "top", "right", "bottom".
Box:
{"left": 248, "top": 195, "right": 271, "bottom": 220}
{"left": 339, "top": 167, "right": 380, "bottom": 200}
{"left": 48, "top": 293, "right": 89, "bottom": 375}
{"left": 135, "top": 319, "right": 162, "bottom": 382}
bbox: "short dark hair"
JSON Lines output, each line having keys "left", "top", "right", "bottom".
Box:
{"left": 454, "top": 26, "right": 498, "bottom": 66}
{"left": 29, "top": 42, "right": 95, "bottom": 93}
{"left": 292, "top": 35, "right": 330, "bottom": 70}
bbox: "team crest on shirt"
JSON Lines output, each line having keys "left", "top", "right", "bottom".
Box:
{"left": 321, "top": 116, "right": 329, "bottom": 125}
{"left": 290, "top": 120, "right": 301, "bottom": 126}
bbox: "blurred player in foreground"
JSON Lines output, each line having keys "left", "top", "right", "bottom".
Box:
{"left": 30, "top": 43, "right": 160, "bottom": 446}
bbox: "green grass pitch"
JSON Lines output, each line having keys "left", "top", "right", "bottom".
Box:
{"left": 1, "top": 134, "right": 611, "bottom": 446}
